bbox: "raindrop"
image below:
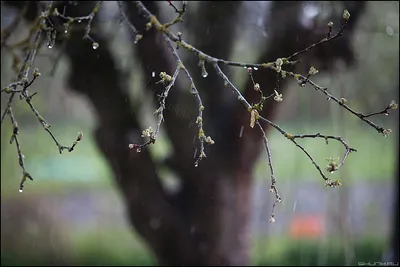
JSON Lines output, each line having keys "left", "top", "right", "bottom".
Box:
{"left": 64, "top": 29, "right": 68, "bottom": 34}
{"left": 78, "top": 19, "right": 82, "bottom": 23}
{"left": 384, "top": 113, "right": 389, "bottom": 116}
{"left": 152, "top": 71, "right": 155, "bottom": 77}
{"left": 239, "top": 126, "right": 244, "bottom": 138}
{"left": 48, "top": 44, "right": 53, "bottom": 49}
{"left": 253, "top": 67, "right": 259, "bottom": 70}
{"left": 243, "top": 66, "right": 247, "bottom": 69}
{"left": 92, "top": 42, "right": 99, "bottom": 50}
{"left": 293, "top": 201, "right": 297, "bottom": 212}
{"left": 386, "top": 26, "right": 394, "bottom": 36}
{"left": 193, "top": 148, "right": 198, "bottom": 158}
{"left": 202, "top": 69, "right": 208, "bottom": 78}
{"left": 136, "top": 148, "right": 141, "bottom": 153}
{"left": 194, "top": 162, "right": 198, "bottom": 167}
{"left": 198, "top": 60, "right": 208, "bottom": 78}
{"left": 327, "top": 97, "right": 331, "bottom": 101}
{"left": 330, "top": 171, "right": 334, "bottom": 174}
{"left": 19, "top": 189, "right": 23, "bottom": 193}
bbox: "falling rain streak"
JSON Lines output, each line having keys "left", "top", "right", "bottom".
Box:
{"left": 239, "top": 126, "right": 244, "bottom": 138}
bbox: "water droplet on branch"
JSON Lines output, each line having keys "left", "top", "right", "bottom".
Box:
{"left": 92, "top": 42, "right": 99, "bottom": 50}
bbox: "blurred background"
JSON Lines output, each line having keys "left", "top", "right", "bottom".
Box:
{"left": 1, "top": 1, "right": 399, "bottom": 266}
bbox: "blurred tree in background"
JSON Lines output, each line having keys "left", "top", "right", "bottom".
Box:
{"left": 1, "top": 1, "right": 398, "bottom": 266}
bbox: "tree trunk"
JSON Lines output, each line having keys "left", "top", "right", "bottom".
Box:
{"left": 3, "top": 1, "right": 367, "bottom": 265}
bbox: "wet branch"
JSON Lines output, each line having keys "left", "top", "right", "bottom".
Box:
{"left": 285, "top": 12, "right": 349, "bottom": 60}
{"left": 52, "top": 1, "right": 103, "bottom": 44}
{"left": 1, "top": 1, "right": 84, "bottom": 192}
{"left": 8, "top": 107, "right": 33, "bottom": 192}
{"left": 129, "top": 63, "right": 181, "bottom": 152}
{"left": 256, "top": 121, "right": 281, "bottom": 223}
{"left": 287, "top": 72, "right": 396, "bottom": 137}
{"left": 81, "top": 1, "right": 399, "bottom": 219}
{"left": 2, "top": 1, "right": 397, "bottom": 221}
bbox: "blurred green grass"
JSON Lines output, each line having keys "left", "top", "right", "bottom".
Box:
{"left": 1, "top": 234, "right": 386, "bottom": 266}
{"left": 251, "top": 236, "right": 387, "bottom": 266}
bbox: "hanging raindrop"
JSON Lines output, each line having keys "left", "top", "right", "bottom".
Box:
{"left": 19, "top": 189, "right": 23, "bottom": 193}
{"left": 92, "top": 42, "right": 99, "bottom": 50}
{"left": 198, "top": 60, "right": 208, "bottom": 78}
{"left": 254, "top": 67, "right": 259, "bottom": 70}
{"left": 136, "top": 148, "right": 141, "bottom": 153}
{"left": 194, "top": 162, "right": 198, "bottom": 167}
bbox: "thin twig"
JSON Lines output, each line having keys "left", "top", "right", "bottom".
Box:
{"left": 256, "top": 121, "right": 281, "bottom": 223}
{"left": 117, "top": 1, "right": 139, "bottom": 38}
{"left": 286, "top": 21, "right": 348, "bottom": 60}
{"left": 52, "top": 1, "right": 103, "bottom": 43}
{"left": 286, "top": 71, "right": 394, "bottom": 136}
{"left": 1, "top": 1, "right": 84, "bottom": 192}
